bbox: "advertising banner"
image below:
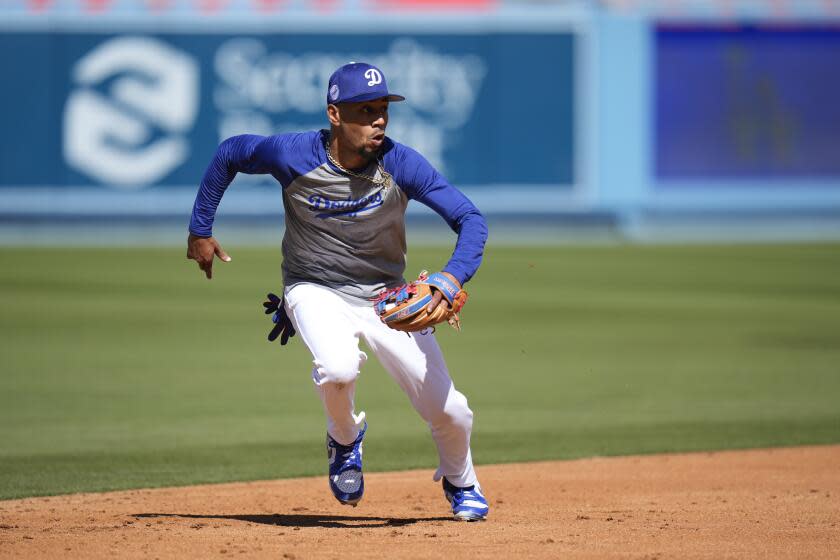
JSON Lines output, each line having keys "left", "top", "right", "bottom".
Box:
{"left": 0, "top": 32, "right": 576, "bottom": 190}
{"left": 655, "top": 25, "right": 840, "bottom": 182}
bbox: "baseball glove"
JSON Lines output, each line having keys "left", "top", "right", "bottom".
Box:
{"left": 374, "top": 271, "right": 468, "bottom": 332}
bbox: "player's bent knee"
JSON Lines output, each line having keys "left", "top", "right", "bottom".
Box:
{"left": 449, "top": 392, "right": 474, "bottom": 431}
{"left": 315, "top": 364, "right": 359, "bottom": 386}
{"left": 429, "top": 391, "right": 473, "bottom": 432}
{"left": 312, "top": 351, "right": 367, "bottom": 386}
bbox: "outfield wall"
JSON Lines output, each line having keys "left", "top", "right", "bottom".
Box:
{"left": 595, "top": 7, "right": 840, "bottom": 239}
{"left": 1, "top": 0, "right": 839, "bottom": 242}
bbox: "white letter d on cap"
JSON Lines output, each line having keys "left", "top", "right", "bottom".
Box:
{"left": 364, "top": 68, "right": 382, "bottom": 87}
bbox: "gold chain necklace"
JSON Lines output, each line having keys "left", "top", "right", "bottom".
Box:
{"left": 325, "top": 137, "right": 392, "bottom": 187}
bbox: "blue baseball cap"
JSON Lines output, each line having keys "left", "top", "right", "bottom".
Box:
{"left": 327, "top": 62, "right": 405, "bottom": 105}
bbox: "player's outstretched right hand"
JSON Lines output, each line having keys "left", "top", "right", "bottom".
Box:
{"left": 186, "top": 234, "right": 231, "bottom": 279}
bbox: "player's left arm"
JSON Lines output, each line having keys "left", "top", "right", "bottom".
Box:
{"left": 387, "top": 144, "right": 489, "bottom": 312}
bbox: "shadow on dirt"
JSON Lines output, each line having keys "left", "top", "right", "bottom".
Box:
{"left": 134, "top": 512, "right": 453, "bottom": 529}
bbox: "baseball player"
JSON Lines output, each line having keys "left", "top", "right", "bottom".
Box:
{"left": 186, "top": 62, "right": 489, "bottom": 521}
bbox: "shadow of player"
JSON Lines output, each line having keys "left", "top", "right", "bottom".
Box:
{"left": 134, "top": 512, "right": 452, "bottom": 529}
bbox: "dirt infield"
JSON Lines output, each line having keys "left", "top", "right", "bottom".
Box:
{"left": 1, "top": 445, "right": 838, "bottom": 559}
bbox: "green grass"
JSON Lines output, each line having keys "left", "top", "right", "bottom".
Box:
{"left": 1, "top": 244, "right": 839, "bottom": 500}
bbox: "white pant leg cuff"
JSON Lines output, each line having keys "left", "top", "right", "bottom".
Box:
{"left": 433, "top": 466, "right": 477, "bottom": 488}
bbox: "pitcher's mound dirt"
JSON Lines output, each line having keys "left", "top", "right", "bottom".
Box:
{"left": 1, "top": 445, "right": 838, "bottom": 559}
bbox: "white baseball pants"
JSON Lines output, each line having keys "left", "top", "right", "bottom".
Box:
{"left": 283, "top": 282, "right": 478, "bottom": 488}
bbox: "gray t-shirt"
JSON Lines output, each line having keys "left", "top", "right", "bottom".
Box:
{"left": 189, "top": 130, "right": 488, "bottom": 303}
{"left": 282, "top": 159, "right": 409, "bottom": 301}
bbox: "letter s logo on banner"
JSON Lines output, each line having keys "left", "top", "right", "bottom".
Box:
{"left": 63, "top": 37, "right": 199, "bottom": 189}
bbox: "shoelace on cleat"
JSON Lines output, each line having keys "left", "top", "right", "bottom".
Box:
{"left": 331, "top": 442, "right": 362, "bottom": 471}
{"left": 445, "top": 483, "right": 485, "bottom": 507}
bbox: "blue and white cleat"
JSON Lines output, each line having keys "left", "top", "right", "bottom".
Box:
{"left": 326, "top": 423, "right": 367, "bottom": 506}
{"left": 442, "top": 477, "right": 489, "bottom": 521}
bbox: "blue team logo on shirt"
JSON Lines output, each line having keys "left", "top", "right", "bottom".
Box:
{"left": 308, "top": 192, "right": 384, "bottom": 219}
